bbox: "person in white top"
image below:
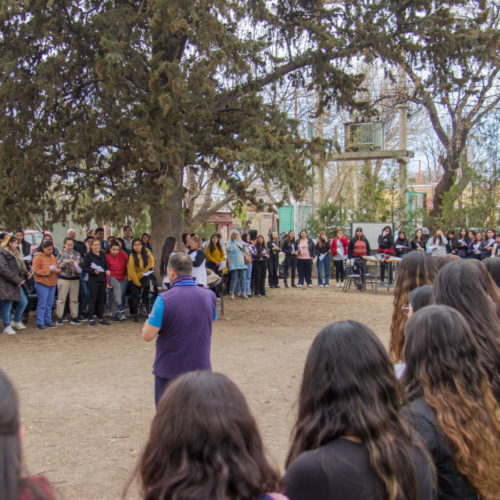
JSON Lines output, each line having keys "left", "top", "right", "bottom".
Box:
{"left": 188, "top": 235, "right": 207, "bottom": 287}
{"left": 426, "top": 229, "right": 448, "bottom": 257}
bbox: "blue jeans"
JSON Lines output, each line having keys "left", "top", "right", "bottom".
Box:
{"left": 230, "top": 268, "right": 246, "bottom": 294}
{"left": 317, "top": 255, "right": 330, "bottom": 285}
{"left": 35, "top": 283, "right": 56, "bottom": 326}
{"left": 79, "top": 274, "right": 89, "bottom": 315}
{"left": 244, "top": 263, "right": 252, "bottom": 296}
{"left": 120, "top": 280, "right": 128, "bottom": 310}
{"left": 1, "top": 288, "right": 28, "bottom": 326}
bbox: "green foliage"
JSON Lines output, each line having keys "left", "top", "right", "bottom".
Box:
{"left": 306, "top": 202, "right": 349, "bottom": 239}
{"left": 353, "top": 164, "right": 391, "bottom": 223}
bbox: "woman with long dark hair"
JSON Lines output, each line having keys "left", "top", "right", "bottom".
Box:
{"left": 432, "top": 259, "right": 500, "bottom": 402}
{"left": 205, "top": 233, "right": 225, "bottom": 276}
{"left": 285, "top": 321, "right": 434, "bottom": 500}
{"left": 377, "top": 226, "right": 395, "bottom": 284}
{"left": 315, "top": 231, "right": 330, "bottom": 287}
{"left": 411, "top": 229, "right": 426, "bottom": 252}
{"left": 281, "top": 230, "right": 298, "bottom": 288}
{"left": 131, "top": 371, "right": 286, "bottom": 500}
{"left": 159, "top": 236, "right": 177, "bottom": 287}
{"left": 393, "top": 230, "right": 411, "bottom": 258}
{"left": 266, "top": 232, "right": 280, "bottom": 288}
{"left": 403, "top": 305, "right": 500, "bottom": 499}
{"left": 252, "top": 235, "right": 268, "bottom": 296}
{"left": 455, "top": 227, "right": 469, "bottom": 258}
{"left": 296, "top": 230, "right": 315, "bottom": 287}
{"left": 389, "top": 252, "right": 437, "bottom": 362}
{"left": 482, "top": 228, "right": 496, "bottom": 259}
{"left": 127, "top": 238, "right": 155, "bottom": 322}
{"left": 330, "top": 229, "right": 349, "bottom": 287}
{"left": 0, "top": 369, "right": 54, "bottom": 500}
{"left": 83, "top": 238, "right": 110, "bottom": 327}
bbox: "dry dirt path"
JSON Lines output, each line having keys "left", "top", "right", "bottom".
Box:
{"left": 0, "top": 286, "right": 393, "bottom": 499}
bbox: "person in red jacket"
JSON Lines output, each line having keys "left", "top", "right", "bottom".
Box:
{"left": 105, "top": 241, "right": 128, "bottom": 321}
{"left": 330, "top": 229, "right": 349, "bottom": 288}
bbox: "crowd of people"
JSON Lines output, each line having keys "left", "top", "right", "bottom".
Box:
{"left": 0, "top": 224, "right": 499, "bottom": 334}
{"left": 1, "top": 250, "right": 500, "bottom": 499}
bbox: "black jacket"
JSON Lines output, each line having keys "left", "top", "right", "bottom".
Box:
{"left": 393, "top": 237, "right": 411, "bottom": 257}
{"left": 83, "top": 251, "right": 108, "bottom": 284}
{"left": 403, "top": 397, "right": 479, "bottom": 500}
{"left": 0, "top": 248, "right": 23, "bottom": 301}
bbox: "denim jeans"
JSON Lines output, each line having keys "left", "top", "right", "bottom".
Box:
{"left": 35, "top": 283, "right": 56, "bottom": 326}
{"left": 155, "top": 376, "right": 173, "bottom": 408}
{"left": 317, "top": 254, "right": 330, "bottom": 285}
{"left": 2, "top": 288, "right": 28, "bottom": 326}
{"left": 230, "top": 268, "right": 246, "bottom": 294}
{"left": 78, "top": 274, "right": 89, "bottom": 315}
{"left": 244, "top": 263, "right": 252, "bottom": 296}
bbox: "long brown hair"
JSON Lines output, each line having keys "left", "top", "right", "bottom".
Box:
{"left": 432, "top": 259, "right": 500, "bottom": 401}
{"left": 404, "top": 305, "right": 500, "bottom": 498}
{"left": 286, "top": 321, "right": 433, "bottom": 500}
{"left": 389, "top": 252, "right": 437, "bottom": 362}
{"left": 133, "top": 371, "right": 281, "bottom": 500}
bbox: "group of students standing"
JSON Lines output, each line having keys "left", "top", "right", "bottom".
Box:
{"left": 0, "top": 226, "right": 157, "bottom": 334}
{"left": 2, "top": 251, "right": 499, "bottom": 499}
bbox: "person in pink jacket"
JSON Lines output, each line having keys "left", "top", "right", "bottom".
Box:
{"left": 330, "top": 229, "right": 349, "bottom": 288}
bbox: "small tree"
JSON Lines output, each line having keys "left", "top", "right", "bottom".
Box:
{"left": 306, "top": 202, "right": 349, "bottom": 239}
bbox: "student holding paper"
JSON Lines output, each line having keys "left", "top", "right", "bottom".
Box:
{"left": 33, "top": 240, "right": 60, "bottom": 329}
{"left": 455, "top": 227, "right": 469, "bottom": 258}
{"left": 393, "top": 231, "right": 411, "bottom": 257}
{"left": 127, "top": 238, "right": 155, "bottom": 322}
{"left": 55, "top": 237, "right": 82, "bottom": 325}
{"left": 83, "top": 238, "right": 110, "bottom": 326}
{"left": 315, "top": 231, "right": 330, "bottom": 287}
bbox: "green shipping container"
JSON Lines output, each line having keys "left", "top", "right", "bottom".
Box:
{"left": 278, "top": 205, "right": 294, "bottom": 233}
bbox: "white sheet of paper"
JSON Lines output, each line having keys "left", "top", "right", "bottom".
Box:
{"left": 23, "top": 255, "right": 32, "bottom": 262}
{"left": 396, "top": 245, "right": 407, "bottom": 249}
{"left": 73, "top": 261, "right": 82, "bottom": 273}
{"left": 48, "top": 265, "right": 57, "bottom": 270}
{"left": 319, "top": 252, "right": 327, "bottom": 261}
{"left": 458, "top": 239, "right": 467, "bottom": 245}
{"left": 143, "top": 270, "right": 154, "bottom": 277}
{"left": 218, "top": 261, "right": 226, "bottom": 271}
{"left": 90, "top": 262, "right": 105, "bottom": 272}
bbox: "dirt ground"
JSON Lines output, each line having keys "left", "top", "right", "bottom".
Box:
{"left": 0, "top": 286, "right": 394, "bottom": 499}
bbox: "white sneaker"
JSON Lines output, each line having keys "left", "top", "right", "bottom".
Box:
{"left": 336, "top": 282, "right": 341, "bottom": 288}
{"left": 11, "top": 321, "right": 26, "bottom": 330}
{"left": 318, "top": 284, "right": 323, "bottom": 287}
{"left": 3, "top": 326, "right": 16, "bottom": 335}
{"left": 324, "top": 284, "right": 330, "bottom": 287}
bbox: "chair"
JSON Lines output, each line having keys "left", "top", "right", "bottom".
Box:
{"left": 343, "top": 258, "right": 375, "bottom": 292}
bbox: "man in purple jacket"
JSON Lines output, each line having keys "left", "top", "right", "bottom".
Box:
{"left": 142, "top": 253, "right": 217, "bottom": 407}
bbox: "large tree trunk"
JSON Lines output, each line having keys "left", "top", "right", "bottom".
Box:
{"left": 150, "top": 164, "right": 184, "bottom": 276}
{"left": 427, "top": 157, "right": 458, "bottom": 226}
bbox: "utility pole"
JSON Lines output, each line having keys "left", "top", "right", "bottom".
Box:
{"left": 397, "top": 65, "right": 409, "bottom": 229}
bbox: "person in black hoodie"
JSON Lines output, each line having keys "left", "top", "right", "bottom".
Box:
{"left": 282, "top": 230, "right": 298, "bottom": 288}
{"left": 266, "top": 232, "right": 280, "bottom": 288}
{"left": 403, "top": 305, "right": 500, "bottom": 500}
{"left": 252, "top": 235, "right": 268, "bottom": 296}
{"left": 377, "top": 226, "right": 395, "bottom": 284}
{"left": 393, "top": 231, "right": 411, "bottom": 258}
{"left": 83, "top": 238, "right": 110, "bottom": 326}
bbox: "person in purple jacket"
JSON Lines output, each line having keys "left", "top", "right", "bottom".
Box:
{"left": 141, "top": 252, "right": 217, "bottom": 407}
